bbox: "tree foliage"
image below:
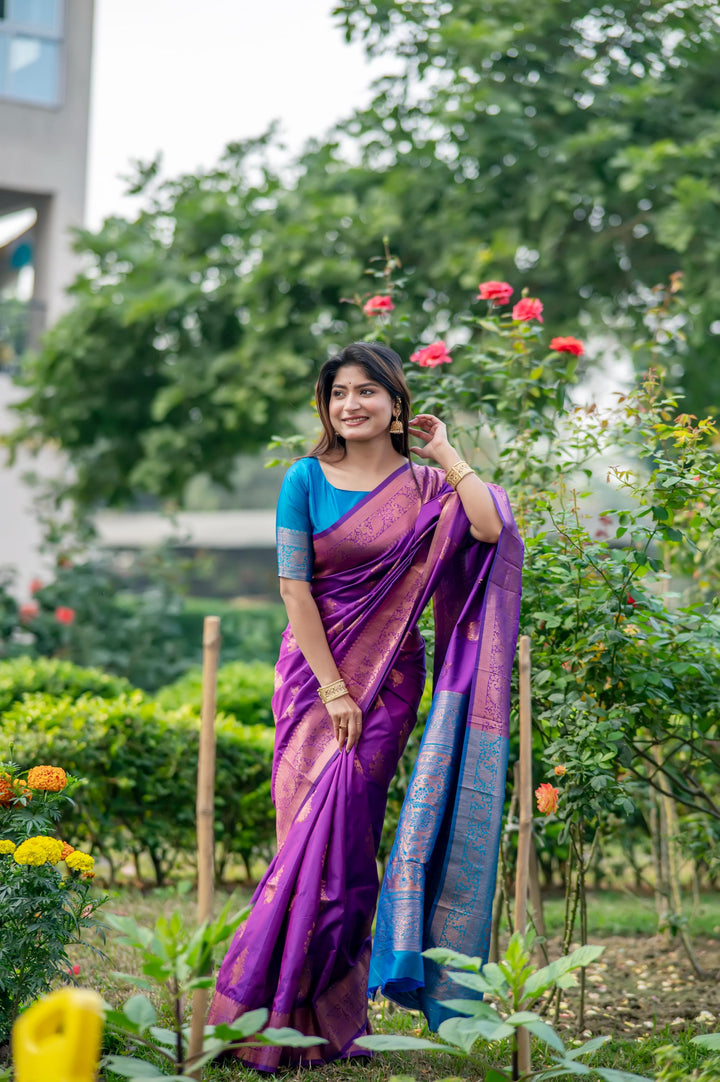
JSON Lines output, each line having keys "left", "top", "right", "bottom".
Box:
{"left": 6, "top": 1, "right": 720, "bottom": 505}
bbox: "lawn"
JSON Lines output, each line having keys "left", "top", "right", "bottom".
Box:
{"left": 64, "top": 887, "right": 720, "bottom": 1081}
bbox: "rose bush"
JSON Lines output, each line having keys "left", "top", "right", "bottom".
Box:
{"left": 348, "top": 250, "right": 720, "bottom": 964}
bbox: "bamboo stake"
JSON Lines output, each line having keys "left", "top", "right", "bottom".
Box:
{"left": 514, "top": 635, "right": 532, "bottom": 1078}
{"left": 187, "top": 615, "right": 221, "bottom": 1078}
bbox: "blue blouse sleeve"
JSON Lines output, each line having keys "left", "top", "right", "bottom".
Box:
{"left": 276, "top": 460, "right": 313, "bottom": 581}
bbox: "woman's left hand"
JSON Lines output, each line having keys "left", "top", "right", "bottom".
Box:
{"left": 408, "top": 414, "right": 454, "bottom": 465}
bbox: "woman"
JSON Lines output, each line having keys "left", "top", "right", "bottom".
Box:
{"left": 208, "top": 342, "right": 523, "bottom": 1070}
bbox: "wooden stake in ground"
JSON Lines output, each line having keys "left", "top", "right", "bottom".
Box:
{"left": 514, "top": 634, "right": 532, "bottom": 1078}
{"left": 187, "top": 615, "right": 221, "bottom": 1078}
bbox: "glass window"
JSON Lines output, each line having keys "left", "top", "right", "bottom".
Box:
{"left": 4, "top": 33, "right": 58, "bottom": 103}
{"left": 0, "top": 0, "right": 61, "bottom": 104}
{"left": 8, "top": 0, "right": 61, "bottom": 34}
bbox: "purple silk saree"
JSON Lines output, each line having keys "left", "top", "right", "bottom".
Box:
{"left": 208, "top": 463, "right": 523, "bottom": 1071}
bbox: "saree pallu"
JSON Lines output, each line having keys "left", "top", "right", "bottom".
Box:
{"left": 208, "top": 463, "right": 523, "bottom": 1071}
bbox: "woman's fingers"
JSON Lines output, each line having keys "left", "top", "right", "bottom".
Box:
{"left": 327, "top": 696, "right": 362, "bottom": 751}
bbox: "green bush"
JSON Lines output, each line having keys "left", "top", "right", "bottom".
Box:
{"left": 0, "top": 656, "right": 133, "bottom": 714}
{"left": 175, "top": 602, "right": 287, "bottom": 667}
{"left": 0, "top": 692, "right": 274, "bottom": 885}
{"left": 157, "top": 658, "right": 276, "bottom": 726}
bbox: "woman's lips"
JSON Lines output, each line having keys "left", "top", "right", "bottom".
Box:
{"left": 342, "top": 417, "right": 368, "bottom": 425}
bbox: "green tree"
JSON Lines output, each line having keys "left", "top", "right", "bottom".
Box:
{"left": 331, "top": 0, "right": 720, "bottom": 409}
{"left": 8, "top": 2, "right": 720, "bottom": 506}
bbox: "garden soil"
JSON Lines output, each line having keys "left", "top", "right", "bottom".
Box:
{"left": 551, "top": 934, "right": 720, "bottom": 1037}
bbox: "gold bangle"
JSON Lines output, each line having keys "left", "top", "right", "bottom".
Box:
{"left": 445, "top": 461, "right": 474, "bottom": 490}
{"left": 318, "top": 679, "right": 349, "bottom": 704}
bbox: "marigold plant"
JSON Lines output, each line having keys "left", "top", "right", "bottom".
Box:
{"left": 0, "top": 760, "right": 106, "bottom": 1043}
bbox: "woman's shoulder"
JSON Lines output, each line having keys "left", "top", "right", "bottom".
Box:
{"left": 283, "top": 456, "right": 318, "bottom": 484}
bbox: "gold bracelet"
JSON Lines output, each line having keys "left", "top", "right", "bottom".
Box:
{"left": 317, "top": 679, "right": 349, "bottom": 704}
{"left": 445, "top": 461, "right": 474, "bottom": 490}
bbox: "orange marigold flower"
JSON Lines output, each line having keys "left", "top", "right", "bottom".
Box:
{"left": 0, "top": 772, "right": 32, "bottom": 806}
{"left": 554, "top": 764, "right": 567, "bottom": 777}
{"left": 60, "top": 841, "right": 75, "bottom": 860}
{"left": 27, "top": 765, "right": 68, "bottom": 792}
{"left": 535, "top": 782, "right": 559, "bottom": 815}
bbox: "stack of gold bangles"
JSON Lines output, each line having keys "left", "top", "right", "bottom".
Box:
{"left": 317, "top": 679, "right": 349, "bottom": 704}
{"left": 445, "top": 460, "right": 474, "bottom": 489}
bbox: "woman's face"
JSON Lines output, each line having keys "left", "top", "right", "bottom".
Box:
{"left": 328, "top": 364, "right": 394, "bottom": 443}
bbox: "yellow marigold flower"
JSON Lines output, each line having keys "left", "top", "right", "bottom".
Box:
{"left": 27, "top": 765, "right": 68, "bottom": 792}
{"left": 0, "top": 839, "right": 17, "bottom": 855}
{"left": 13, "top": 835, "right": 64, "bottom": 866}
{"left": 65, "top": 851, "right": 94, "bottom": 875}
{"left": 60, "top": 841, "right": 75, "bottom": 860}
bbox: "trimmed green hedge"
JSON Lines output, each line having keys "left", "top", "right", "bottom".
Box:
{"left": 0, "top": 656, "right": 133, "bottom": 714}
{"left": 1, "top": 691, "right": 275, "bottom": 884}
{"left": 157, "top": 659, "right": 275, "bottom": 727}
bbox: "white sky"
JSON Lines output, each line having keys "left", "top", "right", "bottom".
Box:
{"left": 86, "top": 0, "right": 386, "bottom": 227}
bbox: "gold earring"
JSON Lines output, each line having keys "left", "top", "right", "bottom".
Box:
{"left": 389, "top": 401, "right": 404, "bottom": 434}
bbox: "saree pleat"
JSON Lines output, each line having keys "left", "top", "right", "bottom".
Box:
{"left": 208, "top": 464, "right": 523, "bottom": 1070}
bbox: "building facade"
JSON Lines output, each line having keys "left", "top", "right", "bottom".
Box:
{"left": 0, "top": 0, "right": 94, "bottom": 354}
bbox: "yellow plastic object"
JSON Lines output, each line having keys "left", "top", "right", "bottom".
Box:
{"left": 12, "top": 987, "right": 104, "bottom": 1082}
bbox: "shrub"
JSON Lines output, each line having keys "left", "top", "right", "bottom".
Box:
{"left": 0, "top": 656, "right": 132, "bottom": 715}
{"left": 0, "top": 761, "right": 107, "bottom": 1043}
{"left": 157, "top": 659, "right": 276, "bottom": 727}
{"left": 0, "top": 693, "right": 275, "bottom": 885}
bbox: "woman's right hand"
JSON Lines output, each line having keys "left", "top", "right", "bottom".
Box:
{"left": 326, "top": 694, "right": 363, "bottom": 752}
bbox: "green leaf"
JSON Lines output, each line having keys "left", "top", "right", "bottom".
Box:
{"left": 215, "top": 1008, "right": 269, "bottom": 1039}
{"left": 148, "top": 1026, "right": 179, "bottom": 1048}
{"left": 446, "top": 970, "right": 494, "bottom": 994}
{"left": 438, "top": 1015, "right": 514, "bottom": 1051}
{"left": 258, "top": 1027, "right": 328, "bottom": 1047}
{"left": 100, "top": 1056, "right": 165, "bottom": 1078}
{"left": 355, "top": 1034, "right": 450, "bottom": 1052}
{"left": 522, "top": 1018, "right": 566, "bottom": 1053}
{"left": 594, "top": 1070, "right": 654, "bottom": 1082}
{"left": 564, "top": 1035, "right": 610, "bottom": 1059}
{"left": 123, "top": 995, "right": 157, "bottom": 1033}
{"left": 692, "top": 1034, "right": 720, "bottom": 1050}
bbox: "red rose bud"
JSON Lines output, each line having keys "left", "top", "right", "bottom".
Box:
{"left": 477, "top": 280, "right": 513, "bottom": 304}
{"left": 410, "top": 340, "right": 452, "bottom": 368}
{"left": 29, "top": 578, "right": 43, "bottom": 594}
{"left": 626, "top": 594, "right": 637, "bottom": 606}
{"left": 19, "top": 601, "right": 39, "bottom": 621}
{"left": 362, "top": 295, "right": 395, "bottom": 316}
{"left": 550, "top": 335, "right": 585, "bottom": 356}
{"left": 512, "top": 297, "right": 544, "bottom": 323}
{"left": 55, "top": 606, "right": 76, "bottom": 625}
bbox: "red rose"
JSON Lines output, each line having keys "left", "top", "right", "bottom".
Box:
{"left": 362, "top": 295, "right": 395, "bottom": 316}
{"left": 477, "top": 280, "right": 513, "bottom": 304}
{"left": 550, "top": 335, "right": 585, "bottom": 356}
{"left": 410, "top": 340, "right": 452, "bottom": 368}
{"left": 19, "top": 601, "right": 39, "bottom": 621}
{"left": 29, "top": 578, "right": 43, "bottom": 594}
{"left": 626, "top": 594, "right": 637, "bottom": 607}
{"left": 55, "top": 606, "right": 76, "bottom": 625}
{"left": 512, "top": 297, "right": 543, "bottom": 323}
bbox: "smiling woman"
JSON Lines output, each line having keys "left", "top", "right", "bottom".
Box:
{"left": 207, "top": 341, "right": 523, "bottom": 1071}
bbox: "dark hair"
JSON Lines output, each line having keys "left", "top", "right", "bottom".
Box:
{"left": 310, "top": 342, "right": 412, "bottom": 460}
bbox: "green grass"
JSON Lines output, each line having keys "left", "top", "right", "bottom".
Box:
{"left": 541, "top": 890, "right": 720, "bottom": 938}
{"left": 62, "top": 885, "right": 719, "bottom": 1082}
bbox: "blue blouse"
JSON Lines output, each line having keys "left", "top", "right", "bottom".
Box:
{"left": 276, "top": 457, "right": 369, "bottom": 581}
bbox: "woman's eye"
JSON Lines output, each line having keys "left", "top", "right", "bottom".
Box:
{"left": 361, "top": 389, "right": 375, "bottom": 396}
